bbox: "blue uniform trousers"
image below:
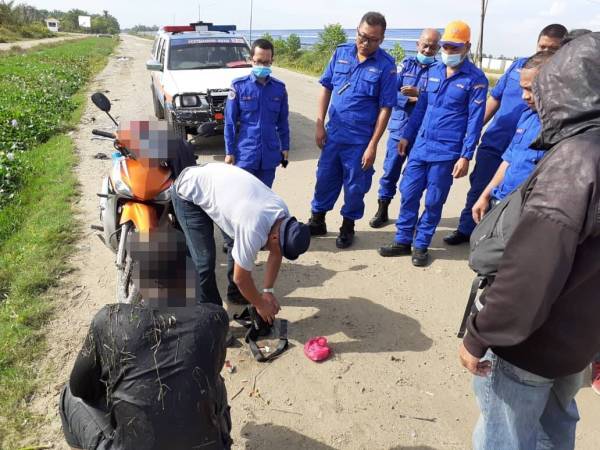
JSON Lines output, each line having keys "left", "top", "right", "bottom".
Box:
{"left": 457, "top": 148, "right": 503, "bottom": 236}
{"left": 238, "top": 165, "right": 276, "bottom": 188}
{"left": 377, "top": 135, "right": 406, "bottom": 200}
{"left": 395, "top": 158, "right": 455, "bottom": 250}
{"left": 311, "top": 139, "right": 375, "bottom": 221}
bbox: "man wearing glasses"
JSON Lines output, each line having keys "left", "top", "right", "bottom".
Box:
{"left": 308, "top": 11, "right": 397, "bottom": 249}
{"left": 225, "top": 38, "right": 290, "bottom": 189}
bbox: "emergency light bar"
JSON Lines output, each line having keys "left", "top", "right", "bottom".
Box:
{"left": 162, "top": 25, "right": 194, "bottom": 33}
{"left": 189, "top": 21, "right": 237, "bottom": 33}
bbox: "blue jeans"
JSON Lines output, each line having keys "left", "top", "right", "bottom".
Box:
{"left": 377, "top": 135, "right": 406, "bottom": 201}
{"left": 473, "top": 350, "right": 582, "bottom": 450}
{"left": 311, "top": 139, "right": 375, "bottom": 220}
{"left": 171, "top": 186, "right": 222, "bottom": 306}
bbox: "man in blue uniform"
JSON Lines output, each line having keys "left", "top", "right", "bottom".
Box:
{"left": 308, "top": 11, "right": 397, "bottom": 249}
{"left": 378, "top": 20, "right": 488, "bottom": 267}
{"left": 471, "top": 51, "right": 553, "bottom": 223}
{"left": 369, "top": 28, "right": 441, "bottom": 228}
{"left": 224, "top": 39, "right": 290, "bottom": 188}
{"left": 444, "top": 23, "right": 567, "bottom": 245}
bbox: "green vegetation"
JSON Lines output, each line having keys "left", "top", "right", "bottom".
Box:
{"left": 262, "top": 24, "right": 348, "bottom": 76}
{"left": 389, "top": 42, "right": 405, "bottom": 62}
{"left": 0, "top": 36, "right": 117, "bottom": 448}
{"left": 0, "top": 2, "right": 120, "bottom": 42}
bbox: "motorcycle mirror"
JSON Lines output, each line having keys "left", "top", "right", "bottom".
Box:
{"left": 91, "top": 92, "right": 112, "bottom": 112}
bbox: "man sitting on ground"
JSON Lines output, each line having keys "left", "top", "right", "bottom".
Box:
{"left": 59, "top": 229, "right": 232, "bottom": 450}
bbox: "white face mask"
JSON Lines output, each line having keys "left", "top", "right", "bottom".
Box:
{"left": 441, "top": 51, "right": 465, "bottom": 68}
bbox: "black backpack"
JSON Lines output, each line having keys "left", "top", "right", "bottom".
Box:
{"left": 457, "top": 146, "right": 557, "bottom": 338}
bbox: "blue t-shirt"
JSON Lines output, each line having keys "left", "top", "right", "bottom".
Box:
{"left": 320, "top": 43, "right": 397, "bottom": 144}
{"left": 491, "top": 109, "right": 545, "bottom": 200}
{"left": 479, "top": 57, "right": 529, "bottom": 156}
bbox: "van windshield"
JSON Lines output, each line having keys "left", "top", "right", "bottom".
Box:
{"left": 168, "top": 40, "right": 252, "bottom": 70}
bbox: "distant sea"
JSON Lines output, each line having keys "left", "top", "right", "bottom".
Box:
{"left": 237, "top": 28, "right": 441, "bottom": 56}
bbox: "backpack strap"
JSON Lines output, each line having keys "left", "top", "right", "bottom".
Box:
{"left": 457, "top": 276, "right": 488, "bottom": 338}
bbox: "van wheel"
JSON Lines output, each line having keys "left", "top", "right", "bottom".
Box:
{"left": 152, "top": 86, "right": 165, "bottom": 119}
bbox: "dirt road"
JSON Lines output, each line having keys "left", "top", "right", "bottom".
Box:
{"left": 24, "top": 35, "right": 599, "bottom": 450}
{"left": 0, "top": 33, "right": 86, "bottom": 52}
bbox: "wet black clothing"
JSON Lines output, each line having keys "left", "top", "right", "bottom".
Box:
{"left": 64, "top": 302, "right": 231, "bottom": 450}
{"left": 168, "top": 138, "right": 198, "bottom": 179}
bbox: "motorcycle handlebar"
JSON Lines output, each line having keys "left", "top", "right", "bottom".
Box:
{"left": 92, "top": 129, "right": 116, "bottom": 139}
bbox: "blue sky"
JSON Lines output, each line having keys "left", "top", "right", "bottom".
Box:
{"left": 29, "top": 0, "right": 600, "bottom": 57}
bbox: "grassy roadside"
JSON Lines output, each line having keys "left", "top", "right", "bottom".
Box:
{"left": 0, "top": 37, "right": 118, "bottom": 448}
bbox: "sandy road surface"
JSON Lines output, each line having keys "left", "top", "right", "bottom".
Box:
{"left": 23, "top": 35, "right": 599, "bottom": 449}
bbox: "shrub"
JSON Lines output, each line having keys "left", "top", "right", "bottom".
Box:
{"left": 389, "top": 43, "right": 405, "bottom": 62}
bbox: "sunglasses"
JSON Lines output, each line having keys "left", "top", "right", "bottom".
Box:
{"left": 356, "top": 29, "right": 382, "bottom": 46}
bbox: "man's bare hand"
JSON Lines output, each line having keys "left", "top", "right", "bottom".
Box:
{"left": 459, "top": 342, "right": 492, "bottom": 377}
{"left": 452, "top": 157, "right": 470, "bottom": 178}
{"left": 224, "top": 154, "right": 235, "bottom": 165}
{"left": 397, "top": 138, "right": 409, "bottom": 156}
{"left": 315, "top": 122, "right": 327, "bottom": 149}
{"left": 255, "top": 292, "right": 281, "bottom": 324}
{"left": 361, "top": 144, "right": 377, "bottom": 170}
{"left": 400, "top": 85, "right": 419, "bottom": 98}
{"left": 472, "top": 196, "right": 490, "bottom": 224}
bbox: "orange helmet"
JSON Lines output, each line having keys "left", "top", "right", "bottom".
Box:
{"left": 441, "top": 20, "right": 471, "bottom": 46}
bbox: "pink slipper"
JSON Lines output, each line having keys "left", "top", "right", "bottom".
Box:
{"left": 304, "top": 337, "right": 331, "bottom": 362}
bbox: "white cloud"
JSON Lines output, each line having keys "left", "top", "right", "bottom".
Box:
{"left": 544, "top": 0, "right": 568, "bottom": 16}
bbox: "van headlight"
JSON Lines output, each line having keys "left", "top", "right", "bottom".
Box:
{"left": 175, "top": 94, "right": 209, "bottom": 109}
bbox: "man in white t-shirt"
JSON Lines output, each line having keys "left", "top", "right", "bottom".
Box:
{"left": 172, "top": 163, "right": 310, "bottom": 323}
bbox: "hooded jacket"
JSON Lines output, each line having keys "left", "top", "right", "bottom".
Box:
{"left": 464, "top": 32, "right": 600, "bottom": 379}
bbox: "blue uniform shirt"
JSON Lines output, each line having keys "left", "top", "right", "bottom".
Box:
{"left": 388, "top": 56, "right": 435, "bottom": 139}
{"left": 320, "top": 43, "right": 397, "bottom": 145}
{"left": 224, "top": 73, "right": 290, "bottom": 170}
{"left": 491, "top": 109, "right": 544, "bottom": 200}
{"left": 479, "top": 57, "right": 529, "bottom": 156}
{"left": 403, "top": 59, "right": 488, "bottom": 162}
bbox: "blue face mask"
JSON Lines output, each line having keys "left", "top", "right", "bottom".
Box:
{"left": 441, "top": 51, "right": 464, "bottom": 68}
{"left": 416, "top": 52, "right": 436, "bottom": 65}
{"left": 252, "top": 65, "right": 272, "bottom": 78}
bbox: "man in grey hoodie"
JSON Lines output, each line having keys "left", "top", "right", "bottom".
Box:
{"left": 459, "top": 32, "right": 600, "bottom": 450}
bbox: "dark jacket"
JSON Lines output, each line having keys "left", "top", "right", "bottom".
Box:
{"left": 464, "top": 32, "right": 600, "bottom": 379}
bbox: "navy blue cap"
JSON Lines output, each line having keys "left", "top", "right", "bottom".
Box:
{"left": 279, "top": 216, "right": 310, "bottom": 260}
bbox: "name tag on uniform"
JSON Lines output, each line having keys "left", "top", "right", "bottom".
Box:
{"left": 516, "top": 128, "right": 525, "bottom": 134}
{"left": 241, "top": 96, "right": 254, "bottom": 101}
{"left": 429, "top": 77, "right": 440, "bottom": 82}
{"left": 337, "top": 59, "right": 350, "bottom": 64}
{"left": 367, "top": 67, "right": 381, "bottom": 74}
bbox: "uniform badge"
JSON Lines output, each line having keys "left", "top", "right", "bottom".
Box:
{"left": 228, "top": 89, "right": 236, "bottom": 100}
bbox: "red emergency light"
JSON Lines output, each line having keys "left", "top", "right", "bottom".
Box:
{"left": 163, "top": 25, "right": 194, "bottom": 33}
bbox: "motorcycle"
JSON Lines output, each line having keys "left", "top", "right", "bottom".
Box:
{"left": 90, "top": 92, "right": 174, "bottom": 303}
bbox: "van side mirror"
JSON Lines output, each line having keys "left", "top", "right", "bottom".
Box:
{"left": 146, "top": 59, "right": 163, "bottom": 71}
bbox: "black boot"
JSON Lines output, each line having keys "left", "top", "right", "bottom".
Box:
{"left": 308, "top": 212, "right": 327, "bottom": 236}
{"left": 443, "top": 229, "right": 470, "bottom": 245}
{"left": 336, "top": 218, "right": 355, "bottom": 249}
{"left": 369, "top": 198, "right": 391, "bottom": 228}
{"left": 378, "top": 242, "right": 411, "bottom": 257}
{"left": 412, "top": 248, "right": 430, "bottom": 267}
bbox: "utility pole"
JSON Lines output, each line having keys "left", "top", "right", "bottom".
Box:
{"left": 477, "top": 0, "right": 489, "bottom": 68}
{"left": 249, "top": 0, "right": 254, "bottom": 43}
{"left": 198, "top": 2, "right": 201, "bottom": 21}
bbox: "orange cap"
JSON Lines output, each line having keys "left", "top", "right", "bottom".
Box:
{"left": 441, "top": 20, "right": 471, "bottom": 46}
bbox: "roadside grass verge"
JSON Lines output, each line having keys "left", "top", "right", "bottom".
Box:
{"left": 0, "top": 37, "right": 118, "bottom": 448}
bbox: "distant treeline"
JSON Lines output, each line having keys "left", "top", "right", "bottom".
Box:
{"left": 260, "top": 24, "right": 406, "bottom": 76}
{"left": 0, "top": 1, "right": 120, "bottom": 42}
